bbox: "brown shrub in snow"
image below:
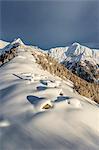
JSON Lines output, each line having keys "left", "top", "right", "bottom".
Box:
{"left": 0, "top": 47, "right": 17, "bottom": 66}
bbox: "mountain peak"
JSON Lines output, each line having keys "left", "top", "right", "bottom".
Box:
{"left": 72, "top": 42, "right": 80, "bottom": 46}
{"left": 11, "top": 38, "right": 24, "bottom": 45}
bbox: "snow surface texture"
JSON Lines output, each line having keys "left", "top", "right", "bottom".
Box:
{"left": 0, "top": 39, "right": 99, "bottom": 150}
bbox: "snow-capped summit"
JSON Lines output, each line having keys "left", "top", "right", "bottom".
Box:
{"left": 66, "top": 42, "right": 98, "bottom": 63}
{"left": 11, "top": 38, "right": 24, "bottom": 46}
{"left": 48, "top": 43, "right": 99, "bottom": 83}
{"left": 0, "top": 38, "right": 25, "bottom": 56}
{"left": 49, "top": 42, "right": 99, "bottom": 64}
{"left": 0, "top": 38, "right": 24, "bottom": 51}
{"left": 66, "top": 42, "right": 83, "bottom": 56}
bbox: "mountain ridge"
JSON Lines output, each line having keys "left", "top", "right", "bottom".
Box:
{"left": 0, "top": 38, "right": 99, "bottom": 83}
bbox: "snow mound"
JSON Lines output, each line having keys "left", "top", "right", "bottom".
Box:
{"left": 45, "top": 80, "right": 61, "bottom": 88}
{"left": 0, "top": 119, "right": 11, "bottom": 127}
{"left": 13, "top": 73, "right": 34, "bottom": 83}
{"left": 13, "top": 72, "right": 49, "bottom": 84}
{"left": 68, "top": 98, "right": 82, "bottom": 108}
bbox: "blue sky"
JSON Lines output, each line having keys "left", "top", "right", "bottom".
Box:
{"left": 0, "top": 0, "right": 99, "bottom": 49}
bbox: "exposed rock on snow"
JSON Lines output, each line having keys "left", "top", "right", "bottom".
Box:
{"left": 39, "top": 100, "right": 54, "bottom": 111}
{"left": 42, "top": 103, "right": 53, "bottom": 109}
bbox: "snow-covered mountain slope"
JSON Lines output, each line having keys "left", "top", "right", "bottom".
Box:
{"left": 0, "top": 38, "right": 23, "bottom": 56}
{"left": 48, "top": 43, "right": 99, "bottom": 64}
{"left": 48, "top": 47, "right": 68, "bottom": 62}
{"left": 65, "top": 42, "right": 99, "bottom": 64}
{"left": 11, "top": 38, "right": 24, "bottom": 45}
{"left": 0, "top": 40, "right": 10, "bottom": 49}
{"left": 48, "top": 43, "right": 99, "bottom": 83}
{"left": 0, "top": 41, "right": 99, "bottom": 150}
{"left": 0, "top": 40, "right": 10, "bottom": 55}
{"left": 0, "top": 38, "right": 46, "bottom": 57}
